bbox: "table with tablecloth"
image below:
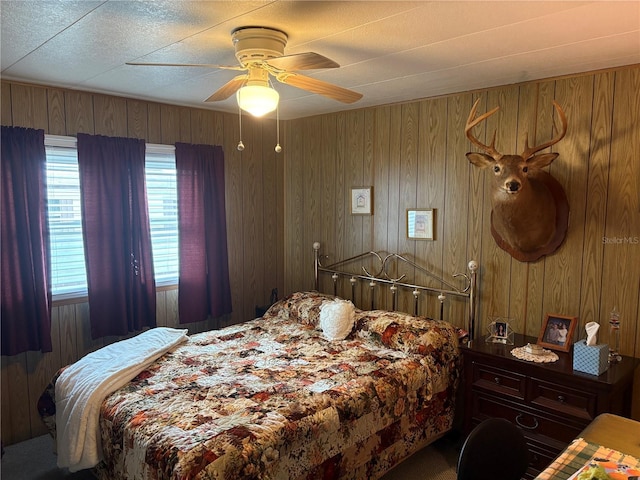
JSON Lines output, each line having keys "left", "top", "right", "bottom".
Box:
{"left": 534, "top": 414, "right": 640, "bottom": 480}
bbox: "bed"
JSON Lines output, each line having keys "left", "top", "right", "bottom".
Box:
{"left": 38, "top": 243, "right": 478, "bottom": 480}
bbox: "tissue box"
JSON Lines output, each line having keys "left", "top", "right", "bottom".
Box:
{"left": 573, "top": 340, "right": 609, "bottom": 376}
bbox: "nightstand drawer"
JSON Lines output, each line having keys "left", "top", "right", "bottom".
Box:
{"left": 472, "top": 362, "right": 526, "bottom": 400}
{"left": 530, "top": 378, "right": 596, "bottom": 422}
{"left": 472, "top": 393, "right": 583, "bottom": 445}
{"left": 525, "top": 437, "right": 565, "bottom": 480}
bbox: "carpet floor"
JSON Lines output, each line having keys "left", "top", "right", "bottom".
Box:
{"left": 1, "top": 433, "right": 459, "bottom": 480}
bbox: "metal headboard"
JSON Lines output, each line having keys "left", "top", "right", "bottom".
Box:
{"left": 313, "top": 242, "right": 479, "bottom": 341}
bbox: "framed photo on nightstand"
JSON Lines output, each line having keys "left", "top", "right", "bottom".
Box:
{"left": 485, "top": 317, "right": 514, "bottom": 345}
{"left": 537, "top": 313, "right": 577, "bottom": 352}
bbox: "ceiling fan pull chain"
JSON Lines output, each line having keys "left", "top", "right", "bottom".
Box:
{"left": 237, "top": 97, "right": 245, "bottom": 151}
{"left": 275, "top": 103, "right": 282, "bottom": 153}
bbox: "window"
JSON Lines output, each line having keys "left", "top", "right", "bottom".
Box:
{"left": 46, "top": 136, "right": 87, "bottom": 300}
{"left": 45, "top": 136, "right": 179, "bottom": 301}
{"left": 145, "top": 144, "right": 178, "bottom": 286}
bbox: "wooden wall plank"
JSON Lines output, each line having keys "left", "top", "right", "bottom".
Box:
{"left": 241, "top": 116, "right": 263, "bottom": 320}
{"left": 126, "top": 100, "right": 149, "bottom": 140}
{"left": 474, "top": 89, "right": 512, "bottom": 335}
{"left": 275, "top": 119, "right": 286, "bottom": 302}
{"left": 178, "top": 107, "right": 191, "bottom": 143}
{"left": 542, "top": 76, "right": 594, "bottom": 336}
{"left": 361, "top": 109, "right": 376, "bottom": 309}
{"left": 1, "top": 82, "right": 12, "bottom": 125}
{"left": 1, "top": 354, "right": 30, "bottom": 444}
{"left": 283, "top": 117, "right": 303, "bottom": 294}
{"left": 303, "top": 116, "right": 323, "bottom": 293}
{"left": 156, "top": 291, "right": 167, "bottom": 328}
{"left": 317, "top": 115, "right": 338, "bottom": 295}
{"left": 261, "top": 118, "right": 280, "bottom": 305}
{"left": 372, "top": 107, "right": 391, "bottom": 256}
{"left": 57, "top": 304, "right": 78, "bottom": 366}
{"left": 510, "top": 83, "right": 540, "bottom": 334}
{"left": 345, "top": 111, "right": 366, "bottom": 262}
{"left": 579, "top": 72, "right": 614, "bottom": 334}
{"left": 520, "top": 81, "right": 556, "bottom": 336}
{"left": 416, "top": 97, "right": 448, "bottom": 321}
{"left": 602, "top": 68, "right": 640, "bottom": 356}
{"left": 334, "top": 112, "right": 347, "bottom": 280}
{"left": 65, "top": 91, "right": 95, "bottom": 134}
{"left": 93, "top": 94, "right": 127, "bottom": 137}
{"left": 10, "top": 83, "right": 48, "bottom": 130}
{"left": 160, "top": 105, "right": 188, "bottom": 145}
{"left": 445, "top": 93, "right": 476, "bottom": 328}
{"left": 46, "top": 87, "right": 67, "bottom": 135}
{"left": 1, "top": 355, "right": 13, "bottom": 441}
{"left": 347, "top": 110, "right": 368, "bottom": 305}
{"left": 386, "top": 105, "right": 403, "bottom": 272}
{"left": 465, "top": 92, "right": 487, "bottom": 330}
{"left": 165, "top": 289, "right": 179, "bottom": 329}
{"left": 223, "top": 109, "right": 245, "bottom": 325}
{"left": 25, "top": 351, "right": 55, "bottom": 437}
{"left": 147, "top": 102, "right": 162, "bottom": 144}
{"left": 190, "top": 109, "right": 216, "bottom": 145}
{"left": 394, "top": 103, "right": 419, "bottom": 312}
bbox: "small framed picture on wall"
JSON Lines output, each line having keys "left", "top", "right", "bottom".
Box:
{"left": 351, "top": 187, "right": 373, "bottom": 215}
{"left": 407, "top": 209, "right": 434, "bottom": 240}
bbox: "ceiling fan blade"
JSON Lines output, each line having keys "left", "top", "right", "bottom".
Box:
{"left": 204, "top": 75, "right": 248, "bottom": 102}
{"left": 266, "top": 52, "right": 339, "bottom": 71}
{"left": 126, "top": 61, "right": 244, "bottom": 71}
{"left": 277, "top": 73, "right": 363, "bottom": 104}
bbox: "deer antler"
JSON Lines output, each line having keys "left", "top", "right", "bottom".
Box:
{"left": 521, "top": 101, "right": 567, "bottom": 160}
{"left": 465, "top": 99, "right": 503, "bottom": 160}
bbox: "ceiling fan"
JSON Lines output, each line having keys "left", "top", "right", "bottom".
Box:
{"left": 127, "top": 26, "right": 363, "bottom": 116}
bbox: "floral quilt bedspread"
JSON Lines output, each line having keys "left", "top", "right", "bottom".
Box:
{"left": 40, "top": 292, "right": 461, "bottom": 480}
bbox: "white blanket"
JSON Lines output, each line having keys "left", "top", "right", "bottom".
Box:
{"left": 55, "top": 327, "right": 189, "bottom": 472}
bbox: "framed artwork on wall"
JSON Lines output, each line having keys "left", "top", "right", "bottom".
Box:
{"left": 537, "top": 313, "right": 577, "bottom": 352}
{"left": 351, "top": 187, "right": 373, "bottom": 215}
{"left": 407, "top": 209, "right": 434, "bottom": 240}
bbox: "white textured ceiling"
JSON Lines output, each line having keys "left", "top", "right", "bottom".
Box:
{"left": 2, "top": 1, "right": 639, "bottom": 120}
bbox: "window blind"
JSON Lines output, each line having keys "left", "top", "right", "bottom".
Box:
{"left": 45, "top": 135, "right": 87, "bottom": 300}
{"left": 145, "top": 144, "right": 179, "bottom": 286}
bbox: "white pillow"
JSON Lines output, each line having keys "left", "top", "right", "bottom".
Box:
{"left": 319, "top": 299, "right": 356, "bottom": 341}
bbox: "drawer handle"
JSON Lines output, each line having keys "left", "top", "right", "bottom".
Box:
{"left": 494, "top": 376, "right": 501, "bottom": 384}
{"left": 557, "top": 395, "right": 566, "bottom": 404}
{"left": 515, "top": 414, "right": 539, "bottom": 430}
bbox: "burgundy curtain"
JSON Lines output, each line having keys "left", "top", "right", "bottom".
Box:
{"left": 1, "top": 126, "right": 52, "bottom": 355}
{"left": 77, "top": 134, "right": 156, "bottom": 338}
{"left": 175, "top": 143, "right": 232, "bottom": 323}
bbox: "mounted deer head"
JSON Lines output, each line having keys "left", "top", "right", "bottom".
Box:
{"left": 465, "top": 99, "right": 569, "bottom": 262}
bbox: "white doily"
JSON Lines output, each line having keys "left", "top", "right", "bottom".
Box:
{"left": 511, "top": 346, "right": 559, "bottom": 363}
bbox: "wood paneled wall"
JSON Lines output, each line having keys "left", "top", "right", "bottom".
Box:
{"left": 0, "top": 81, "right": 285, "bottom": 444}
{"left": 283, "top": 65, "right": 640, "bottom": 413}
{"left": 2, "top": 64, "right": 639, "bottom": 444}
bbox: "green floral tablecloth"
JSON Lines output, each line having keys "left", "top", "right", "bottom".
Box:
{"left": 535, "top": 438, "right": 640, "bottom": 480}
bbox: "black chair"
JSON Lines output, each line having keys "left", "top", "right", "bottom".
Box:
{"left": 457, "top": 418, "right": 529, "bottom": 480}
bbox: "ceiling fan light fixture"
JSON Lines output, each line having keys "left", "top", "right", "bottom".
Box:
{"left": 237, "top": 84, "right": 279, "bottom": 117}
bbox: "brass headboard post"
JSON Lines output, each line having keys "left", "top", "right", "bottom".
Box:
{"left": 467, "top": 260, "right": 479, "bottom": 344}
{"left": 313, "top": 242, "right": 321, "bottom": 291}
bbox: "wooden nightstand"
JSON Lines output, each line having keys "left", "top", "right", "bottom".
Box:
{"left": 460, "top": 335, "right": 638, "bottom": 479}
